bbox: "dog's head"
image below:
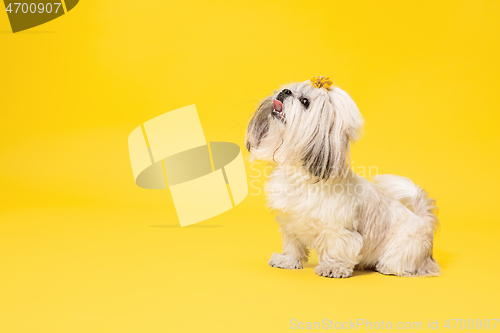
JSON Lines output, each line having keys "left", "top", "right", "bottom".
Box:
{"left": 245, "top": 78, "right": 363, "bottom": 181}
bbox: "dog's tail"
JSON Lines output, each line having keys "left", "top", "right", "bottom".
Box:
{"left": 373, "top": 175, "right": 439, "bottom": 232}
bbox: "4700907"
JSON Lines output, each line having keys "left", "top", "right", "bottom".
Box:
{"left": 442, "top": 319, "right": 499, "bottom": 330}
{"left": 5, "top": 2, "right": 63, "bottom": 14}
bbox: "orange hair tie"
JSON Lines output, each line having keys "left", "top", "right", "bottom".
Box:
{"left": 310, "top": 76, "right": 333, "bottom": 90}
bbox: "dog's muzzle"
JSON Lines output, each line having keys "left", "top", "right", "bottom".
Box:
{"left": 272, "top": 89, "right": 292, "bottom": 122}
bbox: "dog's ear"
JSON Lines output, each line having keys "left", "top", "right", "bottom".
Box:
{"left": 302, "top": 121, "right": 349, "bottom": 181}
{"left": 302, "top": 88, "right": 363, "bottom": 181}
{"left": 245, "top": 97, "right": 273, "bottom": 151}
{"left": 301, "top": 100, "right": 338, "bottom": 180}
{"left": 302, "top": 140, "right": 336, "bottom": 180}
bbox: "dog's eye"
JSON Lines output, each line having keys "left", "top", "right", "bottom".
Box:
{"left": 300, "top": 98, "right": 310, "bottom": 108}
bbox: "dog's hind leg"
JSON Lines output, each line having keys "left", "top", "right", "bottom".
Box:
{"left": 416, "top": 256, "right": 440, "bottom": 277}
{"left": 268, "top": 232, "right": 309, "bottom": 269}
{"left": 374, "top": 175, "right": 440, "bottom": 277}
{"left": 376, "top": 217, "right": 440, "bottom": 277}
{"left": 313, "top": 229, "right": 363, "bottom": 278}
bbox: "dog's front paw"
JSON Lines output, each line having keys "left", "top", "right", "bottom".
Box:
{"left": 268, "top": 252, "right": 303, "bottom": 269}
{"left": 315, "top": 263, "right": 353, "bottom": 278}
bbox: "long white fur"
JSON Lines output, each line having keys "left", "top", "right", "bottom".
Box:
{"left": 245, "top": 80, "right": 440, "bottom": 278}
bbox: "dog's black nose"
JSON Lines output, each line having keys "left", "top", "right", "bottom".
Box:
{"left": 276, "top": 89, "right": 293, "bottom": 103}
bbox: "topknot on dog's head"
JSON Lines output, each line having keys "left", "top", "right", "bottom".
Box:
{"left": 310, "top": 76, "right": 334, "bottom": 90}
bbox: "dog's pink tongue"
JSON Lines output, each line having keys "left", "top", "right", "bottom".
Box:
{"left": 273, "top": 99, "right": 283, "bottom": 112}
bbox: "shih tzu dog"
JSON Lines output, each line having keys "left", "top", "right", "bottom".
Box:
{"left": 245, "top": 76, "right": 439, "bottom": 278}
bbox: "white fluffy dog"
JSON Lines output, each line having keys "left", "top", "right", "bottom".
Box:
{"left": 245, "top": 77, "right": 439, "bottom": 278}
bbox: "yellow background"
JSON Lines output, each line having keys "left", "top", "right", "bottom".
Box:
{"left": 1, "top": 0, "right": 499, "bottom": 332}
